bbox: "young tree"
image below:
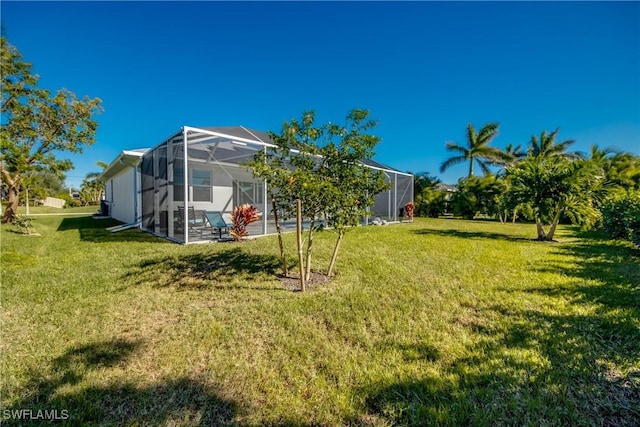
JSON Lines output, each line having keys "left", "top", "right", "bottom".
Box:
{"left": 1, "top": 37, "right": 102, "bottom": 223}
{"left": 322, "top": 109, "right": 388, "bottom": 276}
{"left": 440, "top": 122, "right": 510, "bottom": 177}
{"left": 250, "top": 109, "right": 388, "bottom": 282}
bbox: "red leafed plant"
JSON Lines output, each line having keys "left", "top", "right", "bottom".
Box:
{"left": 404, "top": 202, "right": 415, "bottom": 222}
{"left": 230, "top": 204, "right": 261, "bottom": 241}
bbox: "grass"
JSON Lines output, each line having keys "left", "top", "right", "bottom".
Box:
{"left": 1, "top": 214, "right": 639, "bottom": 426}
{"left": 10, "top": 205, "right": 99, "bottom": 215}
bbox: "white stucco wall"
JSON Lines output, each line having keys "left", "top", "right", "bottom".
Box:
{"left": 106, "top": 167, "right": 138, "bottom": 224}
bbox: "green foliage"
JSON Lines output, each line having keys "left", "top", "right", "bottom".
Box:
{"left": 440, "top": 122, "right": 511, "bottom": 177}
{"left": 249, "top": 109, "right": 389, "bottom": 277}
{"left": 0, "top": 36, "right": 102, "bottom": 223}
{"left": 413, "top": 172, "right": 448, "bottom": 218}
{"left": 505, "top": 155, "right": 603, "bottom": 240}
{"left": 528, "top": 128, "right": 580, "bottom": 161}
{"left": 452, "top": 175, "right": 506, "bottom": 219}
{"left": 501, "top": 129, "right": 604, "bottom": 240}
{"left": 600, "top": 191, "right": 640, "bottom": 247}
{"left": 12, "top": 214, "right": 34, "bottom": 234}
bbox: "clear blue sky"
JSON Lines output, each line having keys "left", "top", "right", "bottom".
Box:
{"left": 2, "top": 1, "right": 639, "bottom": 188}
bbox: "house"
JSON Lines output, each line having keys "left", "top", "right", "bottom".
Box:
{"left": 100, "top": 126, "right": 413, "bottom": 243}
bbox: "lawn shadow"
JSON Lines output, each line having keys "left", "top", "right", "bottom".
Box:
{"left": 528, "top": 228, "right": 639, "bottom": 319}
{"left": 359, "top": 229, "right": 640, "bottom": 425}
{"left": 5, "top": 338, "right": 238, "bottom": 426}
{"left": 360, "top": 304, "right": 640, "bottom": 426}
{"left": 57, "top": 216, "right": 167, "bottom": 243}
{"left": 124, "top": 247, "right": 283, "bottom": 290}
{"left": 413, "top": 227, "right": 533, "bottom": 242}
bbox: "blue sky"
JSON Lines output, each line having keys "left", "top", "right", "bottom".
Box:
{"left": 2, "top": 1, "right": 639, "bottom": 188}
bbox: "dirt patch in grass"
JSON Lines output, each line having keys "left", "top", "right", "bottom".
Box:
{"left": 280, "top": 272, "right": 333, "bottom": 292}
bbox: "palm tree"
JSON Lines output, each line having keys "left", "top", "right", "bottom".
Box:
{"left": 440, "top": 122, "right": 509, "bottom": 177}
{"left": 528, "top": 129, "right": 581, "bottom": 161}
{"left": 505, "top": 157, "right": 602, "bottom": 240}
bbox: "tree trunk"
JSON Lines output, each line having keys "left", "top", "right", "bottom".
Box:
{"left": 296, "top": 200, "right": 305, "bottom": 291}
{"left": 535, "top": 220, "right": 546, "bottom": 240}
{"left": 1, "top": 173, "right": 20, "bottom": 224}
{"left": 545, "top": 209, "right": 563, "bottom": 241}
{"left": 327, "top": 231, "right": 344, "bottom": 277}
{"left": 512, "top": 209, "right": 517, "bottom": 224}
{"left": 305, "top": 219, "right": 316, "bottom": 283}
{"left": 272, "top": 193, "right": 288, "bottom": 277}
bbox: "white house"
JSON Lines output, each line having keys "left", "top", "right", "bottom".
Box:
{"left": 100, "top": 126, "right": 413, "bottom": 244}
{"left": 100, "top": 148, "right": 148, "bottom": 225}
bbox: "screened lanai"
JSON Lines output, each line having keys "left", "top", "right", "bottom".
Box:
{"left": 140, "top": 126, "right": 413, "bottom": 244}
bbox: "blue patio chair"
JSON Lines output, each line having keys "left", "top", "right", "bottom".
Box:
{"left": 203, "top": 211, "right": 232, "bottom": 240}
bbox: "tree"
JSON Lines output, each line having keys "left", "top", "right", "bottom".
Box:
{"left": 504, "top": 156, "right": 603, "bottom": 240}
{"left": 608, "top": 152, "right": 640, "bottom": 192}
{"left": 80, "top": 161, "right": 108, "bottom": 205}
{"left": 1, "top": 37, "right": 102, "bottom": 223}
{"left": 21, "top": 169, "right": 66, "bottom": 207}
{"left": 413, "top": 172, "right": 447, "bottom": 218}
{"left": 321, "top": 109, "right": 388, "bottom": 276}
{"left": 249, "top": 109, "right": 388, "bottom": 283}
{"left": 528, "top": 128, "right": 580, "bottom": 161}
{"left": 440, "top": 122, "right": 510, "bottom": 177}
{"left": 451, "top": 174, "right": 506, "bottom": 220}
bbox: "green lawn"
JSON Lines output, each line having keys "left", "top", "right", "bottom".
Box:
{"left": 1, "top": 215, "right": 638, "bottom": 426}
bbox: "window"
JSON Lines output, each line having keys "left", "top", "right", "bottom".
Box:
{"left": 235, "top": 181, "right": 263, "bottom": 206}
{"left": 191, "top": 169, "right": 211, "bottom": 202}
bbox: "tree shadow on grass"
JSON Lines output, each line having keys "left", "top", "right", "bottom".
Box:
{"left": 57, "top": 216, "right": 167, "bottom": 243}
{"left": 413, "top": 228, "right": 533, "bottom": 243}
{"left": 360, "top": 304, "right": 640, "bottom": 426}
{"left": 360, "top": 230, "right": 639, "bottom": 426}
{"left": 4, "top": 339, "right": 238, "bottom": 426}
{"left": 528, "top": 228, "right": 639, "bottom": 319}
{"left": 124, "top": 247, "right": 283, "bottom": 290}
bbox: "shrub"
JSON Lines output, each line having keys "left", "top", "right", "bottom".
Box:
{"left": 600, "top": 191, "right": 640, "bottom": 247}
{"left": 230, "top": 204, "right": 261, "bottom": 241}
{"left": 404, "top": 202, "right": 414, "bottom": 221}
{"left": 13, "top": 215, "right": 35, "bottom": 235}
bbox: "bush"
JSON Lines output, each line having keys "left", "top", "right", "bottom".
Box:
{"left": 230, "top": 204, "right": 260, "bottom": 241}
{"left": 13, "top": 215, "right": 35, "bottom": 235}
{"left": 600, "top": 191, "right": 640, "bottom": 247}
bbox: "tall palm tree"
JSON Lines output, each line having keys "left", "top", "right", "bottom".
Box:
{"left": 528, "top": 129, "right": 580, "bottom": 161}
{"left": 440, "top": 122, "right": 509, "bottom": 177}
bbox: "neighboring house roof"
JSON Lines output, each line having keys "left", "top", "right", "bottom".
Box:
{"left": 100, "top": 149, "right": 149, "bottom": 181}
{"left": 435, "top": 183, "right": 458, "bottom": 192}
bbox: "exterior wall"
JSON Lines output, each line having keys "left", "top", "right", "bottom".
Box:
{"left": 106, "top": 167, "right": 138, "bottom": 224}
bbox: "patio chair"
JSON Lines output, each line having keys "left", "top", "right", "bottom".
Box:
{"left": 177, "top": 206, "right": 206, "bottom": 237}
{"left": 203, "top": 211, "right": 233, "bottom": 240}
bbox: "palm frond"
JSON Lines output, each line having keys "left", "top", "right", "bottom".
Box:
{"left": 440, "top": 155, "right": 468, "bottom": 173}
{"left": 444, "top": 141, "right": 469, "bottom": 154}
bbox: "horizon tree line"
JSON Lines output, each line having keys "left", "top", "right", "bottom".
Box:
{"left": 414, "top": 122, "right": 640, "bottom": 241}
